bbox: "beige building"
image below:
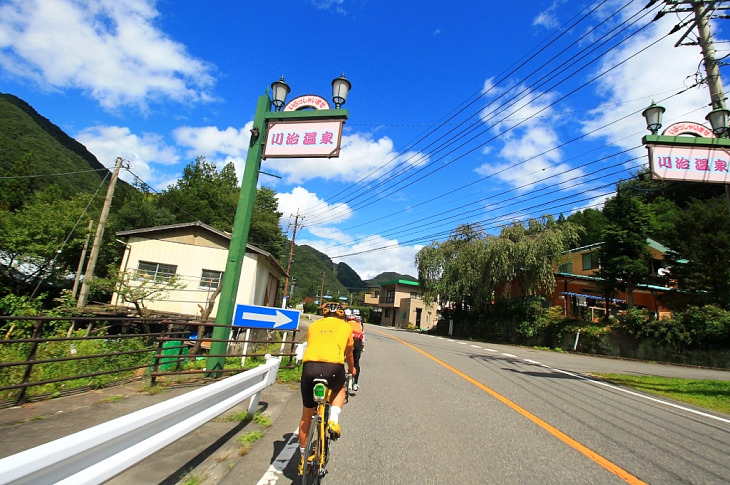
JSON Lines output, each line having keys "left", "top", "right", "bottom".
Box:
{"left": 113, "top": 221, "right": 286, "bottom": 319}
{"left": 373, "top": 279, "right": 438, "bottom": 330}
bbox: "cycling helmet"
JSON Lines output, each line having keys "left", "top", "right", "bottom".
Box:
{"left": 322, "top": 302, "right": 346, "bottom": 319}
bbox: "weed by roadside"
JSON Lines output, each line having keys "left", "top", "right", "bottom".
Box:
{"left": 236, "top": 430, "right": 263, "bottom": 455}
{"left": 591, "top": 373, "right": 730, "bottom": 415}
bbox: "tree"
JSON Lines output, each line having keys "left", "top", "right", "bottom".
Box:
{"left": 250, "top": 187, "right": 286, "bottom": 260}
{"left": 597, "top": 194, "right": 651, "bottom": 309}
{"left": 662, "top": 197, "right": 730, "bottom": 309}
{"left": 0, "top": 186, "right": 98, "bottom": 297}
{"left": 416, "top": 218, "right": 581, "bottom": 313}
{"left": 160, "top": 156, "right": 239, "bottom": 232}
{"left": 111, "top": 188, "right": 176, "bottom": 232}
{"left": 566, "top": 208, "right": 606, "bottom": 247}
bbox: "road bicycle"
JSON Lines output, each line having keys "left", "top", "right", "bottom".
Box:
{"left": 301, "top": 377, "right": 335, "bottom": 484}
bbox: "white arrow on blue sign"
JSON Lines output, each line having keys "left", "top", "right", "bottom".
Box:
{"left": 233, "top": 304, "right": 300, "bottom": 330}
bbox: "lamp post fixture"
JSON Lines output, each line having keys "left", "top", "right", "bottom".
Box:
{"left": 705, "top": 106, "right": 730, "bottom": 138}
{"left": 270, "top": 76, "right": 290, "bottom": 111}
{"left": 206, "top": 76, "right": 350, "bottom": 375}
{"left": 331, "top": 74, "right": 352, "bottom": 109}
{"left": 641, "top": 101, "right": 666, "bottom": 135}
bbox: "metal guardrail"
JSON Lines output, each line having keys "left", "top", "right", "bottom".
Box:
{"left": 0, "top": 355, "right": 282, "bottom": 485}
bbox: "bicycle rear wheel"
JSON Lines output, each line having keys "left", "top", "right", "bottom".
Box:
{"left": 302, "top": 414, "right": 322, "bottom": 485}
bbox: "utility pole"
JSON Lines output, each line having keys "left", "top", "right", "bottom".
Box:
{"left": 282, "top": 211, "right": 304, "bottom": 305}
{"left": 319, "top": 271, "right": 326, "bottom": 304}
{"left": 77, "top": 157, "right": 124, "bottom": 308}
{"left": 692, "top": 1, "right": 730, "bottom": 208}
{"left": 665, "top": 1, "right": 730, "bottom": 207}
{"left": 72, "top": 219, "right": 94, "bottom": 299}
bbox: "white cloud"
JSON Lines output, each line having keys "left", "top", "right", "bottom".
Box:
{"left": 173, "top": 122, "right": 252, "bottom": 182}
{"left": 75, "top": 125, "right": 179, "bottom": 188}
{"left": 532, "top": 1, "right": 564, "bottom": 29}
{"left": 0, "top": 0, "right": 216, "bottom": 110}
{"left": 276, "top": 187, "right": 352, "bottom": 227}
{"left": 582, "top": 3, "right": 717, "bottom": 148}
{"left": 477, "top": 84, "right": 572, "bottom": 188}
{"left": 271, "top": 132, "right": 429, "bottom": 184}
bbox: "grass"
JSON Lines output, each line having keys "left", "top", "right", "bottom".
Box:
{"left": 591, "top": 373, "right": 730, "bottom": 415}
{"left": 236, "top": 430, "right": 264, "bottom": 455}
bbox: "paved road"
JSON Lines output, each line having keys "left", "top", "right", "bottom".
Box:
{"left": 1, "top": 325, "right": 729, "bottom": 484}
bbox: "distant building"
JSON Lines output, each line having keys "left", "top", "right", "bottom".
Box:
{"left": 550, "top": 238, "right": 675, "bottom": 321}
{"left": 373, "top": 279, "right": 438, "bottom": 330}
{"left": 113, "top": 221, "right": 286, "bottom": 318}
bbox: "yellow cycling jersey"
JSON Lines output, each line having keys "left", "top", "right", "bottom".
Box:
{"left": 302, "top": 316, "right": 354, "bottom": 364}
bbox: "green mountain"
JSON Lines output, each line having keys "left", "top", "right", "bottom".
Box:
{"left": 365, "top": 271, "right": 417, "bottom": 285}
{"left": 0, "top": 93, "right": 129, "bottom": 199}
{"left": 287, "top": 244, "right": 350, "bottom": 301}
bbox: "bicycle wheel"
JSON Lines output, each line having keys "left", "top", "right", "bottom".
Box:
{"left": 302, "top": 414, "right": 322, "bottom": 485}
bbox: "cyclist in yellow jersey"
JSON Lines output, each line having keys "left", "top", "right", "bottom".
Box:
{"left": 298, "top": 302, "right": 356, "bottom": 474}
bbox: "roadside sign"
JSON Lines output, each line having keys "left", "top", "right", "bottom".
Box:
{"left": 233, "top": 304, "right": 300, "bottom": 330}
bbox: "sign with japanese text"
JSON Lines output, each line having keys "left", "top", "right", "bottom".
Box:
{"left": 662, "top": 122, "right": 715, "bottom": 138}
{"left": 263, "top": 119, "right": 344, "bottom": 158}
{"left": 283, "top": 95, "right": 331, "bottom": 111}
{"left": 646, "top": 144, "right": 730, "bottom": 184}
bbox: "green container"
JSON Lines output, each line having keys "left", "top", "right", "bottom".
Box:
{"left": 158, "top": 340, "right": 188, "bottom": 371}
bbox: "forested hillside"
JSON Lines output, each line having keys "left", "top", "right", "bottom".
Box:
{"left": 0, "top": 93, "right": 136, "bottom": 206}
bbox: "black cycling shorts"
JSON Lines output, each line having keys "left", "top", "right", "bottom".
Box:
{"left": 300, "top": 361, "right": 346, "bottom": 408}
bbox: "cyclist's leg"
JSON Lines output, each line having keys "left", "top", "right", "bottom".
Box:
{"left": 352, "top": 347, "right": 361, "bottom": 386}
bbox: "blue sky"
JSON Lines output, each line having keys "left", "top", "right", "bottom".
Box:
{"left": 1, "top": 0, "right": 728, "bottom": 279}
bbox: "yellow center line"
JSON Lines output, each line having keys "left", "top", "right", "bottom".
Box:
{"left": 374, "top": 328, "right": 647, "bottom": 485}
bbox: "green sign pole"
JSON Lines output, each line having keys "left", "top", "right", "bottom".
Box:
{"left": 206, "top": 91, "right": 271, "bottom": 375}
{"left": 205, "top": 89, "right": 348, "bottom": 376}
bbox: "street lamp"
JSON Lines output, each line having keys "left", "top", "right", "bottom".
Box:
{"left": 332, "top": 74, "right": 352, "bottom": 108}
{"left": 705, "top": 107, "right": 730, "bottom": 137}
{"left": 270, "top": 76, "right": 291, "bottom": 111}
{"left": 642, "top": 101, "right": 666, "bottom": 135}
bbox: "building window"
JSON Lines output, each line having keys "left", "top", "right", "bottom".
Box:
{"left": 200, "top": 269, "right": 223, "bottom": 289}
{"left": 136, "top": 261, "right": 177, "bottom": 281}
{"left": 559, "top": 262, "right": 573, "bottom": 273}
{"left": 385, "top": 288, "right": 395, "bottom": 303}
{"left": 385, "top": 309, "right": 391, "bottom": 318}
{"left": 582, "top": 252, "right": 599, "bottom": 271}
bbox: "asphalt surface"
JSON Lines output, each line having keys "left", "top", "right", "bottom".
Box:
{"left": 1, "top": 327, "right": 728, "bottom": 484}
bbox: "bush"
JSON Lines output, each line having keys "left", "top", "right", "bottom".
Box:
{"left": 671, "top": 305, "right": 730, "bottom": 350}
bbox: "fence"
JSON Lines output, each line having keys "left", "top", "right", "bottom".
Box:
{"left": 0, "top": 315, "right": 300, "bottom": 407}
{"left": 0, "top": 355, "right": 282, "bottom": 485}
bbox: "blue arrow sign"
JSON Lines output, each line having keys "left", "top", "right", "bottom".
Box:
{"left": 233, "top": 304, "right": 300, "bottom": 330}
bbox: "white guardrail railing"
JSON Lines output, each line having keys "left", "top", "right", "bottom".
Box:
{"left": 0, "top": 355, "right": 282, "bottom": 485}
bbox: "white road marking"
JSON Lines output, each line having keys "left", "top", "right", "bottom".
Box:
{"left": 417, "top": 331, "right": 729, "bottom": 424}
{"left": 551, "top": 368, "right": 730, "bottom": 424}
{"left": 256, "top": 428, "right": 300, "bottom": 485}
{"left": 470, "top": 344, "right": 481, "bottom": 349}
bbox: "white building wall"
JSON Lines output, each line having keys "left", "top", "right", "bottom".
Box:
{"left": 113, "top": 235, "right": 275, "bottom": 320}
